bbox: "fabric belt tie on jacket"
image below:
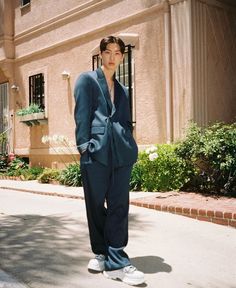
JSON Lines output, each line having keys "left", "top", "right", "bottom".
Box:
{"left": 106, "top": 105, "right": 117, "bottom": 185}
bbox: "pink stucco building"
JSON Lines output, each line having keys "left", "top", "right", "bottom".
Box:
{"left": 0, "top": 0, "right": 236, "bottom": 168}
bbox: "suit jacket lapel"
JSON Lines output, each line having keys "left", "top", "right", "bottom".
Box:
{"left": 96, "top": 67, "right": 113, "bottom": 113}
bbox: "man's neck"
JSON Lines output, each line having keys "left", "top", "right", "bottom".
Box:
{"left": 101, "top": 66, "right": 115, "bottom": 83}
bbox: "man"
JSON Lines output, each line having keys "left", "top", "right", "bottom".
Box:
{"left": 74, "top": 36, "right": 145, "bottom": 286}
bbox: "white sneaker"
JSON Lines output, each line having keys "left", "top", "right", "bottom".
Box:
{"left": 103, "top": 265, "right": 145, "bottom": 286}
{"left": 88, "top": 254, "right": 105, "bottom": 272}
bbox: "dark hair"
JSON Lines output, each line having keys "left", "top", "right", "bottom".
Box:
{"left": 100, "top": 36, "right": 125, "bottom": 54}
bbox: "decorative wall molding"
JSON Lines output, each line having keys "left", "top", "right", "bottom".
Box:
{"left": 15, "top": 145, "right": 155, "bottom": 155}
{"left": 0, "top": 35, "right": 14, "bottom": 42}
{"left": 15, "top": 147, "right": 79, "bottom": 155}
{"left": 169, "top": 0, "right": 188, "bottom": 5}
{"left": 14, "top": 0, "right": 105, "bottom": 43}
{"left": 15, "top": 3, "right": 164, "bottom": 62}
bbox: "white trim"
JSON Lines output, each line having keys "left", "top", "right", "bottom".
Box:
{"left": 20, "top": 2, "right": 30, "bottom": 10}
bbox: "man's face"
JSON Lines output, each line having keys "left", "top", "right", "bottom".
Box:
{"left": 100, "top": 43, "right": 124, "bottom": 72}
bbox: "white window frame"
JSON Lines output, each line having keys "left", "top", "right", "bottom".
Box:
{"left": 21, "top": 0, "right": 31, "bottom": 8}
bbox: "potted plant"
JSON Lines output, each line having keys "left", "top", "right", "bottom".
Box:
{"left": 16, "top": 104, "right": 47, "bottom": 126}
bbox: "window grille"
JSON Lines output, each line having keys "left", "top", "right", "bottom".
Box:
{"left": 29, "top": 73, "right": 45, "bottom": 110}
{"left": 21, "top": 0, "right": 30, "bottom": 7}
{"left": 92, "top": 45, "right": 135, "bottom": 125}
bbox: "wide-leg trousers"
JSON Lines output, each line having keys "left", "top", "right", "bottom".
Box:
{"left": 80, "top": 152, "right": 132, "bottom": 271}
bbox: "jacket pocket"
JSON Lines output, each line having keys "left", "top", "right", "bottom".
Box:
{"left": 89, "top": 126, "right": 108, "bottom": 154}
{"left": 91, "top": 126, "right": 105, "bottom": 134}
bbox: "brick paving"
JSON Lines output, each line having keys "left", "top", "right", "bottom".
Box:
{"left": 130, "top": 191, "right": 236, "bottom": 228}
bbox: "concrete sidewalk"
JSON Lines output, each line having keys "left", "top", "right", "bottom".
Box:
{"left": 1, "top": 187, "right": 236, "bottom": 288}
{"left": 0, "top": 179, "right": 153, "bottom": 200}
{"left": 0, "top": 179, "right": 235, "bottom": 228}
{"left": 0, "top": 269, "right": 29, "bottom": 288}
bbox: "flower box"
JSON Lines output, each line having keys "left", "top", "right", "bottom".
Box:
{"left": 19, "top": 112, "right": 48, "bottom": 126}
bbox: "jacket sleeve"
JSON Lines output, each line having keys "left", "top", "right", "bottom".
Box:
{"left": 74, "top": 73, "right": 92, "bottom": 154}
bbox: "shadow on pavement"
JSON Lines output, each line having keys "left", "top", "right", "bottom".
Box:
{"left": 0, "top": 208, "right": 172, "bottom": 287}
{"left": 129, "top": 212, "right": 153, "bottom": 231}
{"left": 131, "top": 255, "right": 172, "bottom": 274}
{"left": 0, "top": 214, "right": 89, "bottom": 286}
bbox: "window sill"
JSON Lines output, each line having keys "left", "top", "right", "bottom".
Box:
{"left": 19, "top": 112, "right": 48, "bottom": 126}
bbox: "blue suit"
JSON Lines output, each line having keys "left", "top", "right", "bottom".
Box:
{"left": 74, "top": 67, "right": 138, "bottom": 271}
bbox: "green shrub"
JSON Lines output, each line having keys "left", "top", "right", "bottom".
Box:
{"left": 20, "top": 166, "right": 45, "bottom": 180}
{"left": 0, "top": 153, "right": 8, "bottom": 171}
{"left": 0, "top": 133, "right": 7, "bottom": 157}
{"left": 37, "top": 168, "right": 60, "bottom": 183}
{"left": 130, "top": 162, "right": 143, "bottom": 191}
{"left": 59, "top": 163, "right": 82, "bottom": 187}
{"left": 6, "top": 157, "right": 29, "bottom": 176}
{"left": 130, "top": 144, "right": 194, "bottom": 192}
{"left": 16, "top": 104, "right": 43, "bottom": 116}
{"left": 176, "top": 122, "right": 236, "bottom": 196}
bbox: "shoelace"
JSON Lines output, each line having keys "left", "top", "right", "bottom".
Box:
{"left": 123, "top": 265, "right": 137, "bottom": 273}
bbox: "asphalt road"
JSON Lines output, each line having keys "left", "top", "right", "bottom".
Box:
{"left": 0, "top": 188, "right": 236, "bottom": 288}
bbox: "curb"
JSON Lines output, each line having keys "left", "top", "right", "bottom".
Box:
{"left": 1, "top": 184, "right": 235, "bottom": 229}
{"left": 0, "top": 186, "right": 84, "bottom": 200}
{"left": 130, "top": 199, "right": 236, "bottom": 229}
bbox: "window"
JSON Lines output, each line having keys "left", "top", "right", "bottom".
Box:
{"left": 0, "top": 82, "right": 9, "bottom": 154}
{"left": 29, "top": 73, "right": 45, "bottom": 110}
{"left": 92, "top": 45, "right": 135, "bottom": 125}
{"left": 21, "top": 0, "right": 30, "bottom": 7}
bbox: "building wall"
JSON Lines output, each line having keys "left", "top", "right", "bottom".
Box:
{"left": 191, "top": 0, "right": 236, "bottom": 126}
{"left": 0, "top": 0, "right": 235, "bottom": 168}
{"left": 170, "top": 0, "right": 193, "bottom": 140}
{"left": 168, "top": 0, "right": 236, "bottom": 141}
{"left": 206, "top": 1, "right": 236, "bottom": 123}
{"left": 12, "top": 0, "right": 167, "bottom": 167}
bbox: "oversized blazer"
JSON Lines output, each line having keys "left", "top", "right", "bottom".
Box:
{"left": 74, "top": 67, "right": 138, "bottom": 167}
